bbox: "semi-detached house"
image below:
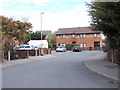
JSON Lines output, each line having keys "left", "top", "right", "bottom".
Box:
{"left": 56, "top": 27, "right": 102, "bottom": 50}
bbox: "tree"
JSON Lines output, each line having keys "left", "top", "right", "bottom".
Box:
{"left": 1, "top": 16, "right": 32, "bottom": 52}
{"left": 30, "top": 32, "right": 46, "bottom": 40}
{"left": 86, "top": 2, "right": 120, "bottom": 50}
{"left": 46, "top": 32, "right": 56, "bottom": 49}
{"left": 0, "top": 29, "right": 2, "bottom": 62}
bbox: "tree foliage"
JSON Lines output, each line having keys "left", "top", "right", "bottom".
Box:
{"left": 46, "top": 32, "right": 56, "bottom": 48}
{"left": 30, "top": 32, "right": 46, "bottom": 40}
{"left": 1, "top": 16, "right": 32, "bottom": 51}
{"left": 86, "top": 2, "right": 120, "bottom": 50}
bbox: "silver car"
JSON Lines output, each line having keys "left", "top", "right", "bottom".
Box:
{"left": 56, "top": 46, "right": 66, "bottom": 52}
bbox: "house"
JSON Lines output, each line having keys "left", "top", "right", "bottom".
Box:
{"left": 56, "top": 27, "right": 102, "bottom": 50}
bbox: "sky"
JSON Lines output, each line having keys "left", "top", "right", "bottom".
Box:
{"left": 1, "top": 0, "right": 93, "bottom": 32}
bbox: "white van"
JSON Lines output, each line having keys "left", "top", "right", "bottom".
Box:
{"left": 28, "top": 40, "right": 48, "bottom": 48}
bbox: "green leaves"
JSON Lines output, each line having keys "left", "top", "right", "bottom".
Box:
{"left": 87, "top": 2, "right": 120, "bottom": 50}
{"left": 1, "top": 16, "right": 32, "bottom": 51}
{"left": 46, "top": 32, "right": 56, "bottom": 48}
{"left": 31, "top": 32, "right": 46, "bottom": 40}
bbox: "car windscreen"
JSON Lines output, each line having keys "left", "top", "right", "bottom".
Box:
{"left": 19, "top": 46, "right": 30, "bottom": 48}
{"left": 58, "top": 46, "right": 64, "bottom": 48}
{"left": 73, "top": 46, "right": 80, "bottom": 48}
{"left": 24, "top": 46, "right": 30, "bottom": 48}
{"left": 19, "top": 46, "right": 24, "bottom": 48}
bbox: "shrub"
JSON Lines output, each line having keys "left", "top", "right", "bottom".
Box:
{"left": 66, "top": 44, "right": 79, "bottom": 50}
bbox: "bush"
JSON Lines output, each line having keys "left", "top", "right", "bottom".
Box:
{"left": 72, "top": 44, "right": 79, "bottom": 46}
{"left": 66, "top": 44, "right": 79, "bottom": 50}
{"left": 48, "top": 43, "right": 53, "bottom": 48}
{"left": 66, "top": 44, "right": 73, "bottom": 50}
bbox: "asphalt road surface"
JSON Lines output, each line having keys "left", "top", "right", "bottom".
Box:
{"left": 2, "top": 51, "right": 117, "bottom": 88}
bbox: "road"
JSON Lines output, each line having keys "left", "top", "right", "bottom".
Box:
{"left": 2, "top": 51, "right": 117, "bottom": 88}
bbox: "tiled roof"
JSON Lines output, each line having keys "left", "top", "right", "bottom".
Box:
{"left": 37, "top": 31, "right": 51, "bottom": 35}
{"left": 56, "top": 27, "right": 101, "bottom": 35}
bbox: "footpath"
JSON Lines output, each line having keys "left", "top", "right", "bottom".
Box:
{"left": 1, "top": 51, "right": 64, "bottom": 69}
{"left": 84, "top": 52, "right": 119, "bottom": 83}
{"left": 1, "top": 54, "right": 56, "bottom": 69}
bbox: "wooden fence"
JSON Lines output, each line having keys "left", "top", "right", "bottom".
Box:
{"left": 3, "top": 48, "right": 51, "bottom": 61}
{"left": 107, "top": 49, "right": 120, "bottom": 65}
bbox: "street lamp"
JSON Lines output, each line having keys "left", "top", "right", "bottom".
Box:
{"left": 40, "top": 12, "right": 44, "bottom": 56}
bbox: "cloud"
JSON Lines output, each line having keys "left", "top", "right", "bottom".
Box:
{"left": 29, "top": 3, "right": 91, "bottom": 32}
{"left": 1, "top": 0, "right": 91, "bottom": 32}
{"left": 30, "top": 9, "right": 91, "bottom": 32}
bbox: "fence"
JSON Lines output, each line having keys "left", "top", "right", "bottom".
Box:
{"left": 3, "top": 48, "right": 51, "bottom": 61}
{"left": 82, "top": 47, "right": 102, "bottom": 51}
{"left": 29, "top": 48, "right": 51, "bottom": 56}
{"left": 107, "top": 49, "right": 120, "bottom": 65}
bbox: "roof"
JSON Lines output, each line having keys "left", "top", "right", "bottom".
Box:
{"left": 36, "top": 31, "right": 51, "bottom": 35}
{"left": 56, "top": 27, "right": 101, "bottom": 35}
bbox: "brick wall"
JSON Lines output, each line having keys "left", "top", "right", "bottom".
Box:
{"left": 56, "top": 33, "right": 102, "bottom": 49}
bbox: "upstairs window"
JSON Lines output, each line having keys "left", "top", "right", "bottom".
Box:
{"left": 72, "top": 34, "right": 75, "bottom": 38}
{"left": 60, "top": 35, "right": 63, "bottom": 38}
{"left": 63, "top": 35, "right": 66, "bottom": 38}
{"left": 80, "top": 34, "right": 83, "bottom": 38}
{"left": 80, "top": 34, "right": 87, "bottom": 38}
{"left": 93, "top": 34, "right": 97, "bottom": 37}
{"left": 59, "top": 35, "right": 66, "bottom": 38}
{"left": 83, "top": 34, "right": 87, "bottom": 38}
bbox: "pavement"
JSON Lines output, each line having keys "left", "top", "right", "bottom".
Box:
{"left": 1, "top": 54, "right": 56, "bottom": 69}
{"left": 84, "top": 51, "right": 119, "bottom": 83}
{"left": 1, "top": 50, "right": 64, "bottom": 69}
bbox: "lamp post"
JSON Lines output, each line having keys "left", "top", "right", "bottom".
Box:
{"left": 40, "top": 12, "right": 44, "bottom": 56}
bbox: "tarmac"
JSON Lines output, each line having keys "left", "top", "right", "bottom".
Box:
{"left": 1, "top": 51, "right": 119, "bottom": 83}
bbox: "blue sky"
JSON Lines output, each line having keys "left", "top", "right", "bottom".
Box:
{"left": 1, "top": 0, "right": 93, "bottom": 32}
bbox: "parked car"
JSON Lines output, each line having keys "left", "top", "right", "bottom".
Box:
{"left": 72, "top": 46, "right": 81, "bottom": 52}
{"left": 13, "top": 45, "right": 32, "bottom": 50}
{"left": 56, "top": 46, "right": 66, "bottom": 52}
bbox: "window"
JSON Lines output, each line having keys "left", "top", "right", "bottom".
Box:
{"left": 80, "top": 44, "right": 83, "bottom": 48}
{"left": 59, "top": 35, "right": 66, "bottom": 38}
{"left": 63, "top": 35, "right": 66, "bottom": 38}
{"left": 83, "top": 43, "right": 86, "bottom": 47}
{"left": 60, "top": 43, "right": 65, "bottom": 46}
{"left": 83, "top": 34, "right": 87, "bottom": 38}
{"left": 80, "top": 43, "right": 87, "bottom": 48}
{"left": 80, "top": 34, "right": 87, "bottom": 38}
{"left": 80, "top": 34, "right": 83, "bottom": 38}
{"left": 93, "top": 34, "right": 97, "bottom": 37}
{"left": 60, "top": 35, "right": 62, "bottom": 38}
{"left": 72, "top": 34, "right": 75, "bottom": 38}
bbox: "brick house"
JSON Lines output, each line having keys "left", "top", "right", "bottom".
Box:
{"left": 56, "top": 27, "right": 102, "bottom": 50}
